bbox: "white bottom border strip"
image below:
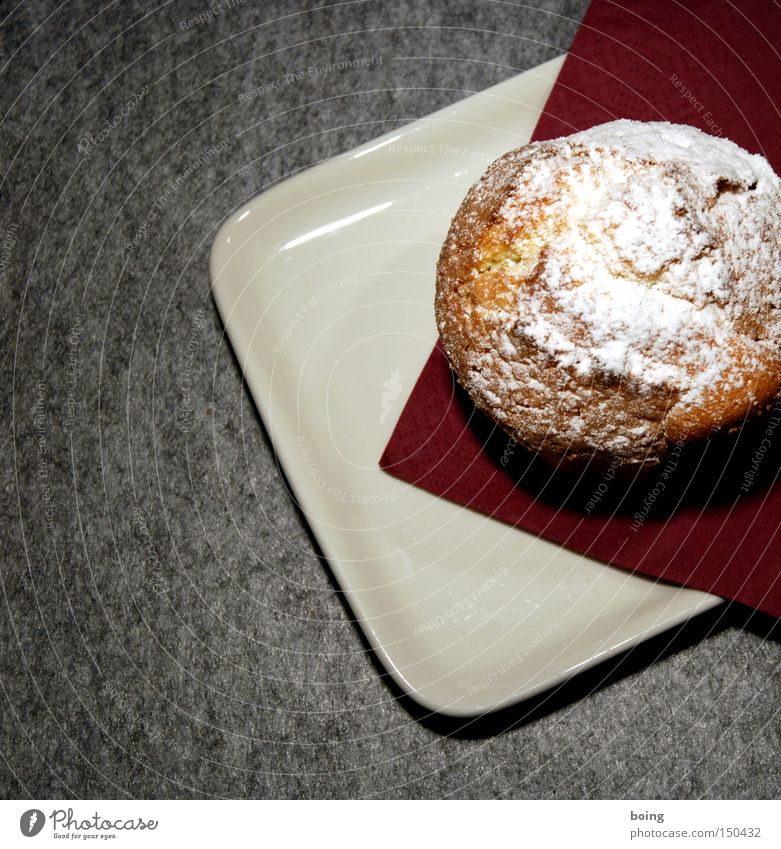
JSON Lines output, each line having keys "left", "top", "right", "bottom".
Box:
{"left": 1, "top": 799, "right": 778, "bottom": 848}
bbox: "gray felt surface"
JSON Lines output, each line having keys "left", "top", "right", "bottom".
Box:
{"left": 1, "top": 0, "right": 779, "bottom": 800}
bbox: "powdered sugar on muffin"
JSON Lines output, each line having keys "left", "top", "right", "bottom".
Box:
{"left": 435, "top": 120, "right": 781, "bottom": 471}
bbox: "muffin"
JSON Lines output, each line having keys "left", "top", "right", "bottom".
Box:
{"left": 435, "top": 120, "right": 781, "bottom": 474}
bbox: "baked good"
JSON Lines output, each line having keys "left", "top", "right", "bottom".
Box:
{"left": 435, "top": 120, "right": 781, "bottom": 474}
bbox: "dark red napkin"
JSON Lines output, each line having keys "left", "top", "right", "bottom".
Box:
{"left": 380, "top": 0, "right": 781, "bottom": 618}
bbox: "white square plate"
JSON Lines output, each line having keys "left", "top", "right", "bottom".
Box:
{"left": 210, "top": 55, "right": 721, "bottom": 716}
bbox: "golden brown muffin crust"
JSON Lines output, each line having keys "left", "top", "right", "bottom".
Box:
{"left": 435, "top": 121, "right": 781, "bottom": 473}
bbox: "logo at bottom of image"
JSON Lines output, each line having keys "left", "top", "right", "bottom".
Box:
{"left": 18, "top": 808, "right": 159, "bottom": 839}
{"left": 20, "top": 810, "right": 46, "bottom": 837}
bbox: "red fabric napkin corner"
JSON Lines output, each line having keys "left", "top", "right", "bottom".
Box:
{"left": 380, "top": 0, "right": 781, "bottom": 618}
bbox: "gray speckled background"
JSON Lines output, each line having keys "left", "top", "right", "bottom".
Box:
{"left": 1, "top": 0, "right": 779, "bottom": 800}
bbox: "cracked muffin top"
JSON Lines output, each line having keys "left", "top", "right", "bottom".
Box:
{"left": 435, "top": 120, "right": 781, "bottom": 473}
